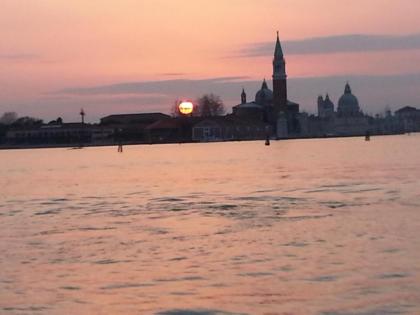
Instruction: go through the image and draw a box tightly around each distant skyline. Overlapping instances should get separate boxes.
[1,0,420,122]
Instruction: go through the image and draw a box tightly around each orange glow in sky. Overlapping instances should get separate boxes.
[1,0,420,120]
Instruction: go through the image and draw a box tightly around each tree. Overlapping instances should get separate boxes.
[0,112,18,125]
[196,94,225,117]
[48,117,63,125]
[170,99,183,117]
[11,116,43,127]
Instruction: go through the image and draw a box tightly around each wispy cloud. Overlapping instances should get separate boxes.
[44,93,170,105]
[0,53,40,61]
[160,72,188,77]
[56,76,250,96]
[6,73,420,122]
[238,34,420,57]
[51,73,420,116]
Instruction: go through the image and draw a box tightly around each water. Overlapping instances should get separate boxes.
[1,135,420,315]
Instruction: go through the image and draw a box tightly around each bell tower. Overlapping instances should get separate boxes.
[272,31,287,115]
[241,88,247,104]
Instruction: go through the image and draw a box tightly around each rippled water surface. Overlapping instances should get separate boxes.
[1,135,420,315]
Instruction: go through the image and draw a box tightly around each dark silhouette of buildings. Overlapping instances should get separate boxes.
[5,122,113,146]
[273,31,288,116]
[232,32,300,138]
[2,32,419,148]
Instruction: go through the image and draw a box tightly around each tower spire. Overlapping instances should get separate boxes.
[80,108,85,124]
[272,31,288,117]
[241,88,247,104]
[274,30,284,58]
[262,78,268,89]
[345,82,352,94]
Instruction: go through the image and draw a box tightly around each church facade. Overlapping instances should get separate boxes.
[232,32,300,138]
[316,83,370,136]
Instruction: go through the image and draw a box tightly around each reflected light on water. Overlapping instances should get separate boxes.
[0,135,420,314]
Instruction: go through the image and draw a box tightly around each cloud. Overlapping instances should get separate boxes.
[239,34,420,57]
[9,73,419,122]
[155,309,247,315]
[45,93,169,104]
[0,53,40,61]
[160,72,188,77]
[54,74,420,114]
[56,76,250,96]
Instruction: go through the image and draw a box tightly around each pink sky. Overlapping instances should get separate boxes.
[1,0,420,121]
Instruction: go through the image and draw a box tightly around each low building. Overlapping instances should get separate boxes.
[5,123,113,145]
[192,116,271,142]
[146,117,203,143]
[100,113,170,125]
[394,106,420,132]
[100,112,170,142]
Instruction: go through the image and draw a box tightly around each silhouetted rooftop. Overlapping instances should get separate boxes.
[100,113,170,125]
[395,106,418,114]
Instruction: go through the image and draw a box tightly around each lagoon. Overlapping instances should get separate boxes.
[1,135,420,315]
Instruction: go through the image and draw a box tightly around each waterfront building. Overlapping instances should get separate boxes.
[232,32,300,138]
[100,113,169,125]
[312,83,369,136]
[394,106,420,132]
[333,83,369,135]
[337,83,361,117]
[5,122,113,145]
[100,112,170,142]
[317,94,335,119]
[192,117,271,142]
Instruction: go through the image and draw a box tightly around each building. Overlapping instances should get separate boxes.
[232,32,300,138]
[310,83,370,136]
[394,106,420,132]
[5,122,113,145]
[100,113,169,125]
[145,117,204,143]
[192,117,271,142]
[100,112,170,142]
[317,94,335,119]
[337,83,362,117]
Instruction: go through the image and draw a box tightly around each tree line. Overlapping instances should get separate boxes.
[0,112,44,143]
[171,93,225,117]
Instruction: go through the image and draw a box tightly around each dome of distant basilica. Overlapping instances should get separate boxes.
[255,79,273,106]
[337,83,360,116]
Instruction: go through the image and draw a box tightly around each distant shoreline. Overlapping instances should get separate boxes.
[0,132,413,151]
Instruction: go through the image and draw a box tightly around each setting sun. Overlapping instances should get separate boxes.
[178,101,194,115]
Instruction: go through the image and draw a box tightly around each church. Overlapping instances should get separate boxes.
[232,32,300,138]
[194,32,374,141]
[317,83,370,136]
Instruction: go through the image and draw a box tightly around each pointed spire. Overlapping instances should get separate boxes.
[80,108,85,124]
[345,82,352,94]
[274,31,284,58]
[325,93,330,100]
[262,78,268,89]
[317,95,324,107]
[241,88,247,104]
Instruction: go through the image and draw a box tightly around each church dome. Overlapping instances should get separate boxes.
[255,79,273,106]
[338,83,360,116]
